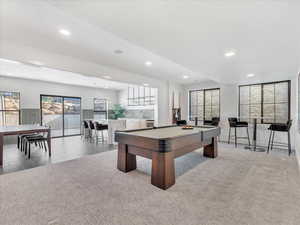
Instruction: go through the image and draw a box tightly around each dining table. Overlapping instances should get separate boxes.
[0,125,51,167]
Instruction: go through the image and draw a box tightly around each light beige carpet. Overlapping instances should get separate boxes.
[1,145,300,225]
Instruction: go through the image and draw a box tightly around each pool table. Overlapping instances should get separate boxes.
[115,125,221,190]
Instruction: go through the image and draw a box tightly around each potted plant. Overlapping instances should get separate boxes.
[111,104,126,119]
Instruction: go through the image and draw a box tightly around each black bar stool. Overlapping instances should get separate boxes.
[228,117,250,147]
[267,120,292,155]
[94,122,108,144]
[88,120,96,142]
[204,117,220,127]
[82,120,90,140]
[176,120,187,126]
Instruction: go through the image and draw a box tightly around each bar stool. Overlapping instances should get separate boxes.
[81,120,90,140]
[176,120,187,126]
[228,117,251,147]
[204,117,220,126]
[88,120,96,142]
[267,120,292,155]
[94,122,108,144]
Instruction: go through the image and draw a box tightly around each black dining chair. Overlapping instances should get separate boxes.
[24,133,48,159]
[228,117,250,147]
[176,120,187,126]
[18,134,35,151]
[267,120,292,155]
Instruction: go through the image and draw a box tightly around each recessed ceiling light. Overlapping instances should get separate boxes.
[183,75,189,79]
[247,73,255,77]
[145,61,152,67]
[59,29,71,36]
[143,83,149,86]
[224,50,236,58]
[114,49,123,54]
[103,75,111,79]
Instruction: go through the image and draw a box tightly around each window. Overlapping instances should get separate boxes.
[128,86,156,106]
[94,98,107,120]
[189,88,220,121]
[239,80,290,123]
[0,91,20,126]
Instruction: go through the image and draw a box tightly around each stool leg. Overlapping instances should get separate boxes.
[96,130,98,145]
[28,142,31,159]
[288,131,291,156]
[22,139,26,153]
[271,131,275,151]
[228,127,231,144]
[246,127,250,147]
[17,136,20,149]
[24,140,27,155]
[234,127,237,148]
[21,137,24,152]
[267,131,272,153]
[101,130,104,143]
[43,141,47,152]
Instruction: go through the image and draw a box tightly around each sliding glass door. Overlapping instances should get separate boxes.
[63,97,81,136]
[41,95,81,137]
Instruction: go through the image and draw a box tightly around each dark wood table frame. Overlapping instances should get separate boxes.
[115,126,220,190]
[0,125,51,167]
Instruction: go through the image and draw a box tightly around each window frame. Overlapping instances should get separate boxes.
[128,86,155,106]
[238,80,291,124]
[189,88,220,121]
[93,98,108,120]
[40,94,82,137]
[0,91,21,126]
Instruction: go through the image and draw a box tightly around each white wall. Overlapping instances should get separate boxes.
[0,76,180,127]
[0,76,118,109]
[182,80,297,150]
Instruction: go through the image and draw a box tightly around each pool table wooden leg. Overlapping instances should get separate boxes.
[151,151,175,190]
[117,144,137,172]
[203,137,218,158]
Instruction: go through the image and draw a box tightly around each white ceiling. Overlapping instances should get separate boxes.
[1,0,300,85]
[0,58,130,90]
